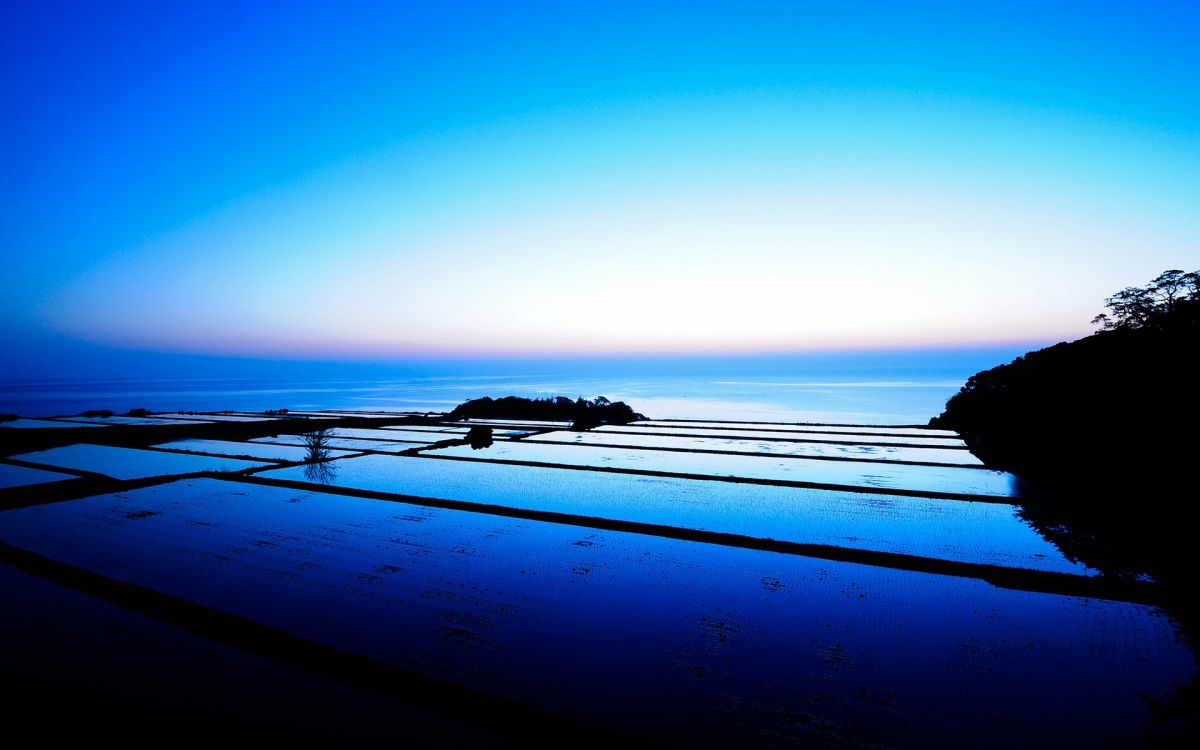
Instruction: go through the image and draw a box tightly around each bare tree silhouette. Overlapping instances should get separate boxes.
[301,427,333,462]
[300,427,337,484]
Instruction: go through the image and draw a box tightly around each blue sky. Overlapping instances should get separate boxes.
[2,1,1198,371]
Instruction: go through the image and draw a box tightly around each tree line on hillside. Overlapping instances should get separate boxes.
[932,268,1198,585]
[1090,268,1198,332]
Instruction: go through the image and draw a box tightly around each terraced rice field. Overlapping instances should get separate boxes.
[0,412,1192,746]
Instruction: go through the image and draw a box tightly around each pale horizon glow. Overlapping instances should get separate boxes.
[4,3,1198,368]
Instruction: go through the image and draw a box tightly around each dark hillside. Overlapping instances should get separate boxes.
[933,270,1198,583]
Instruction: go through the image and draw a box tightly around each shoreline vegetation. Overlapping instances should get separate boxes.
[449,395,645,431]
[931,269,1198,584]
[933,270,1199,738]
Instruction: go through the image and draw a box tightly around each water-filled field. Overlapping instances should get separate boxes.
[0,410,1191,745]
[260,453,1080,573]
[426,440,1017,497]
[9,444,270,480]
[531,429,981,465]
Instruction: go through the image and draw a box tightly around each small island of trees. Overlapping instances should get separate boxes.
[449,395,645,431]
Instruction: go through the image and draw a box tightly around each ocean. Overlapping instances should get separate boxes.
[0,348,1028,424]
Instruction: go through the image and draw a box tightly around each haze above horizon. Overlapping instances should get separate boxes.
[3,1,1198,373]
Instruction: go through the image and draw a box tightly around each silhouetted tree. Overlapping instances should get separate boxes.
[465,425,494,449]
[448,395,645,430]
[1092,268,1199,331]
[301,427,333,462]
[302,458,337,484]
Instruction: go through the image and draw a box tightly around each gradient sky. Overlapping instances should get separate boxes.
[2,1,1198,367]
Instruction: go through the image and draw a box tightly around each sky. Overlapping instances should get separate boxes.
[2,0,1198,376]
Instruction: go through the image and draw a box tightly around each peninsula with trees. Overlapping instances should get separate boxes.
[933,269,1198,585]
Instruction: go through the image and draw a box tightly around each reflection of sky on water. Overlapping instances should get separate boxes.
[636,420,960,436]
[10,444,267,480]
[0,478,1182,747]
[60,415,211,426]
[155,439,355,463]
[261,454,1075,573]
[0,462,75,489]
[302,459,338,485]
[596,423,965,446]
[253,436,432,453]
[533,430,981,466]
[0,419,107,429]
[428,441,1017,498]
[327,427,470,438]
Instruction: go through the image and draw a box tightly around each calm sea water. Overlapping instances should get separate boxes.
[0,349,1026,423]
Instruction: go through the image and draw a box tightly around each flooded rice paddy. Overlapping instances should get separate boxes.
[531,429,982,465]
[0,409,1192,746]
[9,444,270,480]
